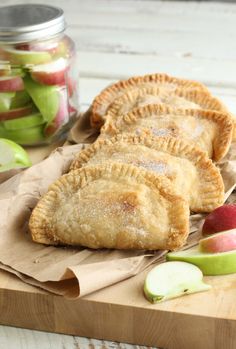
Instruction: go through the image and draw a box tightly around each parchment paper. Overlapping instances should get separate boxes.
[0,113,235,298]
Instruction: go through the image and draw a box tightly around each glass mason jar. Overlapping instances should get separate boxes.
[0,4,79,145]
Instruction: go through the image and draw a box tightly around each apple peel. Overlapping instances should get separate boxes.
[167,246,236,275]
[0,76,24,92]
[2,112,44,131]
[0,138,31,172]
[202,204,236,235]
[144,261,210,303]
[0,104,34,121]
[199,229,236,253]
[24,76,60,123]
[30,58,68,86]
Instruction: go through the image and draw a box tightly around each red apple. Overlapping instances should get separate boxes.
[0,104,33,121]
[30,58,68,86]
[0,76,24,92]
[44,89,69,136]
[199,229,236,253]
[202,204,236,235]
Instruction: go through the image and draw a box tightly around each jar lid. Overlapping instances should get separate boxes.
[0,4,66,43]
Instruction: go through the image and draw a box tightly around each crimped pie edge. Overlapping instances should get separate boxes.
[90,73,209,128]
[70,134,224,212]
[101,104,233,162]
[29,162,190,251]
[106,86,229,119]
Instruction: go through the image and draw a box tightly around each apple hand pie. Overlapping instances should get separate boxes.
[29,163,190,251]
[90,73,209,128]
[70,135,224,213]
[105,86,229,123]
[100,104,233,162]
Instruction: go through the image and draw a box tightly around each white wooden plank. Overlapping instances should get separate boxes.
[0,326,154,349]
[78,51,236,88]
[69,26,236,60]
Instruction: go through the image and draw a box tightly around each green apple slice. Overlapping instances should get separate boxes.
[2,112,44,130]
[0,92,15,112]
[144,261,210,303]
[0,124,45,145]
[0,138,31,172]
[3,48,52,65]
[10,90,31,109]
[24,76,59,123]
[167,246,236,275]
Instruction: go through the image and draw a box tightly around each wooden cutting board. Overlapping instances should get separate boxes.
[1,264,236,349]
[1,145,236,349]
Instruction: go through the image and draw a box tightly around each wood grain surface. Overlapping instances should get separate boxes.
[0,0,236,348]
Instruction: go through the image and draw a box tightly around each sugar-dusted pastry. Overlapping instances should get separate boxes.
[29,163,190,251]
[90,73,209,128]
[105,86,229,122]
[100,104,233,162]
[70,135,224,212]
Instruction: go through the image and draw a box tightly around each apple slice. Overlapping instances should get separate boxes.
[167,246,236,275]
[10,90,31,109]
[15,40,59,55]
[0,76,24,92]
[44,89,69,136]
[2,112,44,130]
[2,48,52,65]
[0,124,45,145]
[0,62,11,77]
[0,92,15,112]
[30,58,68,86]
[24,76,60,124]
[0,138,31,172]
[202,204,236,235]
[0,104,34,121]
[199,229,236,253]
[144,261,210,303]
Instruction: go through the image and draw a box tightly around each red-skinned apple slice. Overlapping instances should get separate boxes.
[30,58,68,86]
[202,204,236,235]
[44,89,69,136]
[0,76,24,92]
[0,104,33,121]
[199,229,236,253]
[15,40,59,55]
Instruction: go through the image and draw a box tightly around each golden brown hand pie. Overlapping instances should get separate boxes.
[105,86,229,122]
[90,73,209,128]
[29,163,190,251]
[70,135,224,213]
[100,104,233,162]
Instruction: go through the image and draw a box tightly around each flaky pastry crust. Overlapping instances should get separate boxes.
[70,134,224,212]
[100,104,233,162]
[106,86,229,120]
[90,73,210,128]
[29,163,190,251]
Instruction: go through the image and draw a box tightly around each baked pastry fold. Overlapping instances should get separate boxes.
[29,163,190,251]
[70,135,224,212]
[100,104,233,162]
[105,86,229,122]
[90,73,210,128]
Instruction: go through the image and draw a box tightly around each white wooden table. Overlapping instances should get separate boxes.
[0,0,236,348]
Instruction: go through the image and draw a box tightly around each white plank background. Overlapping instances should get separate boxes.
[0,0,236,348]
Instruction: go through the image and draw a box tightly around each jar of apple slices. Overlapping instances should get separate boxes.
[0,4,79,145]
